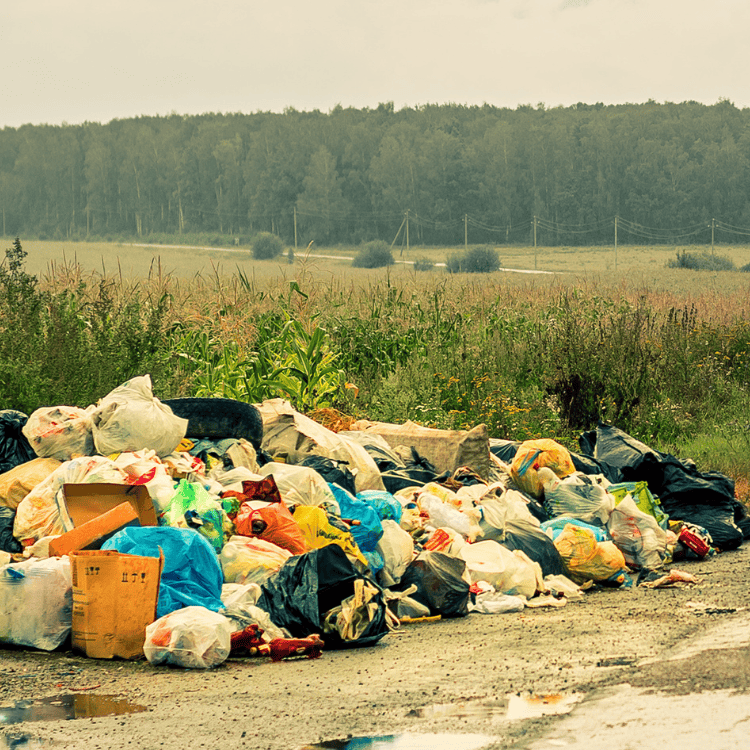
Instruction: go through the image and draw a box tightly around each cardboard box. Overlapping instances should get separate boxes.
[70,549,163,660]
[49,484,158,558]
[61,483,158,527]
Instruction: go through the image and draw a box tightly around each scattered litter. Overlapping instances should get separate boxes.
[639,569,700,588]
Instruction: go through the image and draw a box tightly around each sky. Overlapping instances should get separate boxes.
[1,0,747,128]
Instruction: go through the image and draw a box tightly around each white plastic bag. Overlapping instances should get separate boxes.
[540,467,615,525]
[607,495,667,570]
[376,519,415,587]
[91,375,188,458]
[144,606,233,669]
[459,540,539,599]
[219,535,292,585]
[13,456,128,544]
[418,493,482,541]
[258,462,338,509]
[22,406,95,461]
[0,557,72,650]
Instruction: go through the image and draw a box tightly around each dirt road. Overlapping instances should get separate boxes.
[1,543,748,750]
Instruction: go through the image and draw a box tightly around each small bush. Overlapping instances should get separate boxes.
[446,245,501,273]
[252,232,284,260]
[413,257,434,271]
[739,261,750,272]
[667,250,736,271]
[352,240,394,269]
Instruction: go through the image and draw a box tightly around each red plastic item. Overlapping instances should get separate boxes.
[678,526,711,558]
[267,635,324,661]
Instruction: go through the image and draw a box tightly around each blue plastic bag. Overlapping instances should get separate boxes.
[327,484,383,553]
[356,490,402,524]
[540,517,611,542]
[102,527,224,618]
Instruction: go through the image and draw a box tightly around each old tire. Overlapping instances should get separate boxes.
[162,397,263,449]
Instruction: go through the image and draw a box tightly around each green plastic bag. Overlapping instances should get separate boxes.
[607,481,669,530]
[162,479,228,553]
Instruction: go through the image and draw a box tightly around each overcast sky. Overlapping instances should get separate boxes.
[1,0,746,129]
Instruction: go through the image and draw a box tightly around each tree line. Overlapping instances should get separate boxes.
[1,99,749,247]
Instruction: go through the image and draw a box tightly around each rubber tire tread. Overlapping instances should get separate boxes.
[162,397,263,449]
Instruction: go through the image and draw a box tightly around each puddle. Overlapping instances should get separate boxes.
[299,733,494,749]
[2,734,46,749]
[415,693,583,722]
[0,695,147,725]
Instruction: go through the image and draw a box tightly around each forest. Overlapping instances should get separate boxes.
[1,99,749,247]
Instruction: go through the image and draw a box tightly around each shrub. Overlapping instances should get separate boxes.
[668,250,736,271]
[352,240,394,269]
[252,232,284,260]
[413,257,434,271]
[446,245,501,273]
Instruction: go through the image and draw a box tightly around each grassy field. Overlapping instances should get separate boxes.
[4,236,750,498]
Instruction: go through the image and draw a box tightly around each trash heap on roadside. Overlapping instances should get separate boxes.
[0,374,748,669]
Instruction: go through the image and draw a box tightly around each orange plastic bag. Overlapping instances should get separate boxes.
[510,439,575,498]
[235,499,308,556]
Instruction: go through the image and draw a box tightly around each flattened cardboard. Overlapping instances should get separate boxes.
[49,502,140,557]
[62,483,158,527]
[70,549,163,660]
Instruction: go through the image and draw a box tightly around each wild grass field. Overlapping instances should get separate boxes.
[3,236,750,499]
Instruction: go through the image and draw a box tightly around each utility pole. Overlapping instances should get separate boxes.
[405,210,409,256]
[614,215,618,270]
[533,215,537,270]
[711,218,715,254]
[294,207,298,250]
[464,214,468,249]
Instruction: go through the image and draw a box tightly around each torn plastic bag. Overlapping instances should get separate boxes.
[0,410,36,474]
[328,484,383,553]
[102,526,224,618]
[606,495,667,570]
[375,519,414,587]
[459,540,540,599]
[510,439,576,499]
[0,556,72,650]
[163,479,228,554]
[579,423,741,549]
[22,405,95,461]
[418,492,481,541]
[396,551,471,618]
[552,523,629,585]
[91,375,188,458]
[219,535,292,585]
[423,526,467,556]
[357,490,403,524]
[257,544,390,648]
[299,455,357,496]
[292,505,368,568]
[144,606,232,669]
[468,588,526,614]
[496,519,566,577]
[540,468,615,525]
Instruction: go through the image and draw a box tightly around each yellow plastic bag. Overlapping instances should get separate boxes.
[510,439,576,498]
[553,523,628,584]
[293,505,368,568]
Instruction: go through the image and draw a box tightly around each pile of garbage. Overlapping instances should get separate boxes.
[0,374,747,669]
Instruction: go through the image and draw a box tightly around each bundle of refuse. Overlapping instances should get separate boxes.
[0,376,747,669]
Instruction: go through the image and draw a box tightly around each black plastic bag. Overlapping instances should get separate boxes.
[0,410,36,475]
[300,455,357,496]
[489,439,521,464]
[579,422,742,550]
[0,507,21,553]
[396,551,470,618]
[257,544,390,649]
[494,519,566,577]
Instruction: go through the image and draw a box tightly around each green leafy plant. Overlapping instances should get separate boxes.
[352,240,394,269]
[446,245,501,273]
[252,232,284,260]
